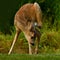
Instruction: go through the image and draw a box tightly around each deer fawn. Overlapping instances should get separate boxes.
[8,2,42,55]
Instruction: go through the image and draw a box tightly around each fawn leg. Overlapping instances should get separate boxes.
[35,30,41,54]
[28,43,33,54]
[8,30,20,55]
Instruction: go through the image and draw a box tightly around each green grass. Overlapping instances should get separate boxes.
[0,54,60,60]
[0,28,60,60]
[0,29,60,54]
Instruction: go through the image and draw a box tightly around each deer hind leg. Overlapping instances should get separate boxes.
[8,28,21,55]
[35,30,41,54]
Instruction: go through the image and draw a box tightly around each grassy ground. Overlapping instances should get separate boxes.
[0,29,60,60]
[0,53,60,60]
[0,30,60,54]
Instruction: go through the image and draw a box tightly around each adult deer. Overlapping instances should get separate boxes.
[8,2,42,55]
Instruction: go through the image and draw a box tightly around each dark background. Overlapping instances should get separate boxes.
[0,0,60,34]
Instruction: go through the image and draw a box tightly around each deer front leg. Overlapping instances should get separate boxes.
[35,30,41,54]
[28,43,33,54]
[35,39,39,54]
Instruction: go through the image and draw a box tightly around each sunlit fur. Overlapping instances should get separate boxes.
[8,2,42,55]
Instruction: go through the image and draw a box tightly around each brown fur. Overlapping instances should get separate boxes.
[8,2,42,54]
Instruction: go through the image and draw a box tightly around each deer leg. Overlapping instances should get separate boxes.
[8,30,20,55]
[35,39,39,54]
[35,30,41,54]
[28,43,33,54]
[24,31,33,55]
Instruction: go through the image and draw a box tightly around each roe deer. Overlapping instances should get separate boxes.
[8,2,42,55]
